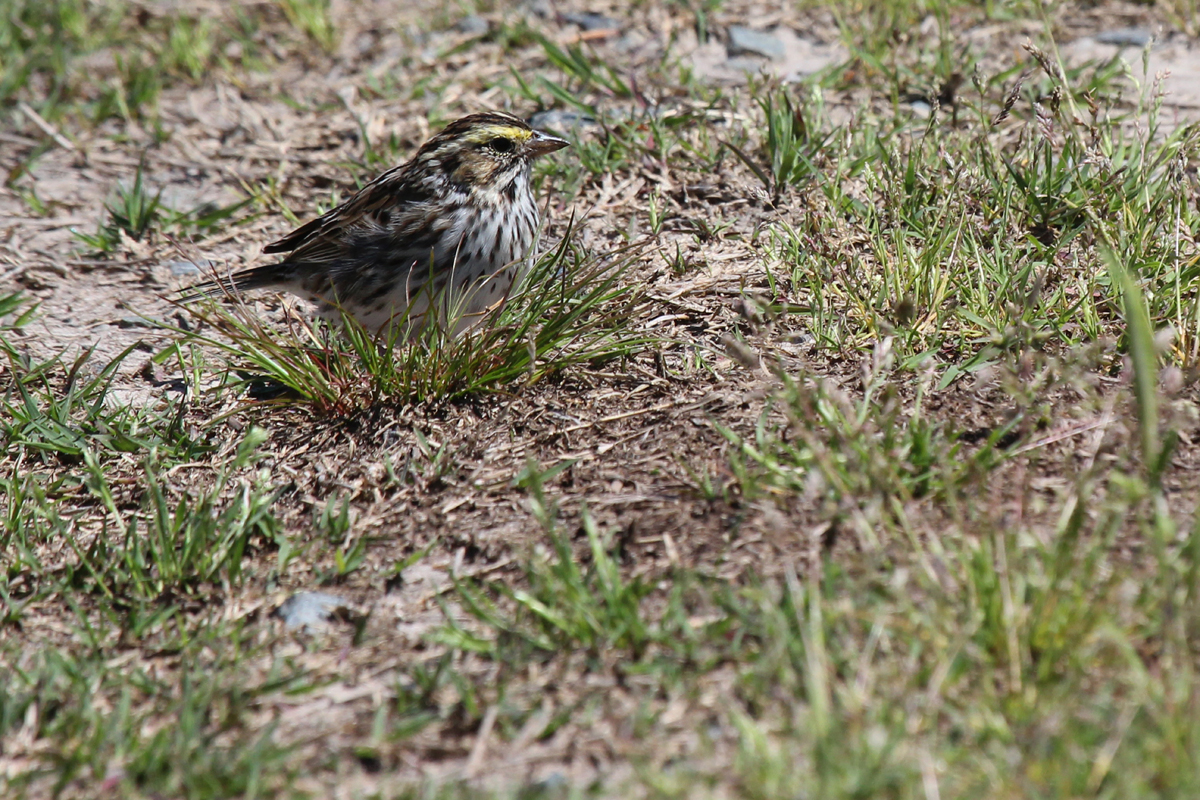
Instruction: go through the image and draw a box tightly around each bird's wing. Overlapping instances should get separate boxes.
[179,166,456,304]
[263,165,430,261]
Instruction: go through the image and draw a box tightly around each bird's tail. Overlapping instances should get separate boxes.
[176,262,297,304]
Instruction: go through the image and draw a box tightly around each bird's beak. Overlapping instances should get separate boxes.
[527,130,570,157]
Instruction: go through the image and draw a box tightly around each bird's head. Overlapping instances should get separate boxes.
[417,112,569,199]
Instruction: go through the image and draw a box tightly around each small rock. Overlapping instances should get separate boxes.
[167,258,209,277]
[276,592,353,632]
[535,772,568,791]
[561,11,619,32]
[521,0,552,19]
[456,15,489,36]
[1096,27,1154,48]
[908,99,933,118]
[724,56,769,75]
[528,110,598,135]
[727,26,786,60]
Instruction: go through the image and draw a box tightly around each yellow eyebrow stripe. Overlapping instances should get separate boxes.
[468,125,532,143]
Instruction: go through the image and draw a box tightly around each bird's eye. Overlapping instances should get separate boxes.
[489,137,515,153]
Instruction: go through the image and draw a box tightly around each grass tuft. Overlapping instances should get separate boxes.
[276,0,338,53]
[73,163,250,256]
[1103,244,1177,487]
[172,231,648,414]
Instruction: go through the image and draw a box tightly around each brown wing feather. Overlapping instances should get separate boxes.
[263,164,427,256]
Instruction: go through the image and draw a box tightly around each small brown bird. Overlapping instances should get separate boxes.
[184,112,568,335]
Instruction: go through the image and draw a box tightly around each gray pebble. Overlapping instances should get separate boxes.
[562,11,619,32]
[725,56,770,75]
[727,26,786,60]
[167,258,209,277]
[536,772,568,791]
[521,0,552,19]
[276,591,352,632]
[456,15,489,36]
[528,110,598,135]
[1096,28,1154,48]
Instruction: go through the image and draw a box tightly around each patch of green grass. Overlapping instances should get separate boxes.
[762,47,1200,366]
[671,0,724,44]
[712,466,1199,796]
[408,465,729,763]
[276,0,338,53]
[2,429,278,610]
[73,163,250,255]
[72,427,283,603]
[174,230,648,414]
[725,82,835,201]
[439,469,655,661]
[531,36,634,107]
[1,0,335,128]
[0,308,283,611]
[72,164,163,251]
[1,343,200,465]
[0,292,38,337]
[713,346,1009,519]
[94,51,165,124]
[1,622,302,799]
[422,388,1200,796]
[0,0,126,118]
[160,16,219,81]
